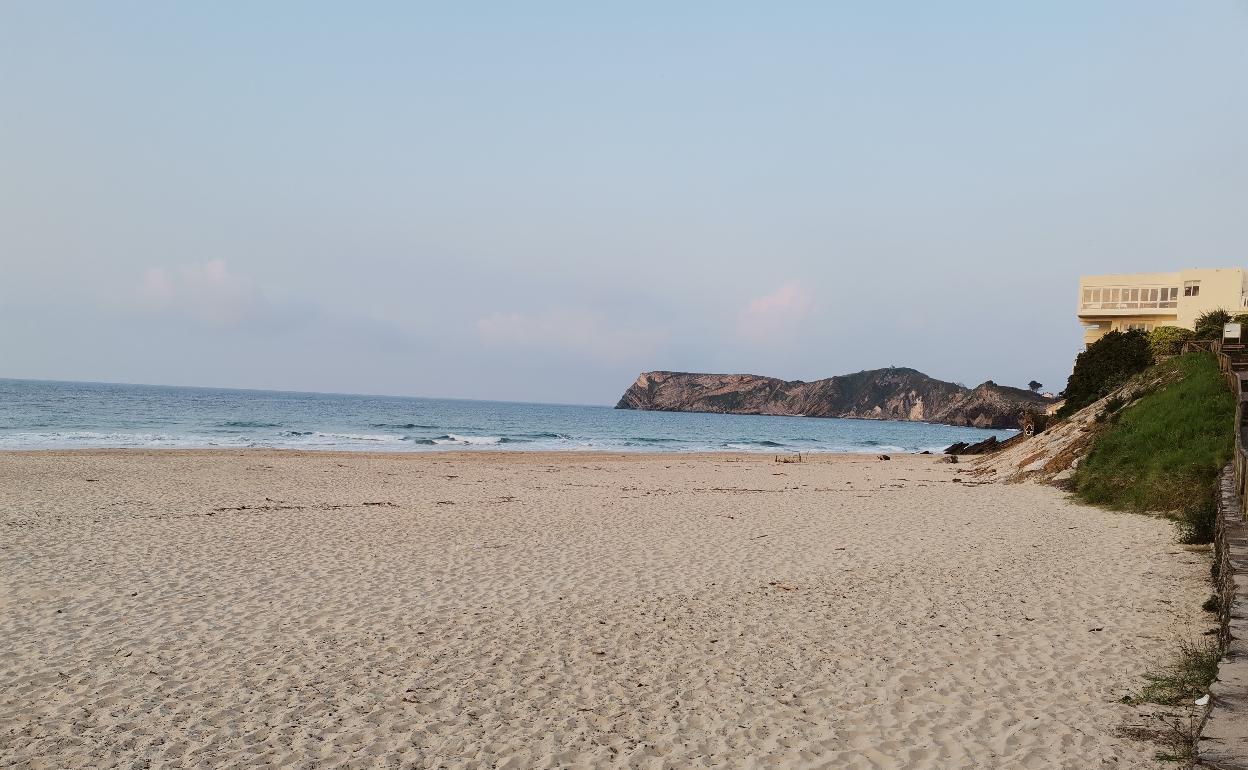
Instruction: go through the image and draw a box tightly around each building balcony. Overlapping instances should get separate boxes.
[1077,301,1179,316]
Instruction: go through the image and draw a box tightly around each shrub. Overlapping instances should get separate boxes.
[1177,497,1218,545]
[1057,330,1153,417]
[1148,326,1194,358]
[1194,309,1232,339]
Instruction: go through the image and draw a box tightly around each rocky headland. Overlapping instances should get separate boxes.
[614,367,1049,429]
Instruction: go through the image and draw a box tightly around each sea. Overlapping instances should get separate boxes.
[0,379,1015,454]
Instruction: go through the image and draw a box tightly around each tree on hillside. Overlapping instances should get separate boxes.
[1057,330,1153,418]
[1028,380,1043,392]
[1194,309,1232,339]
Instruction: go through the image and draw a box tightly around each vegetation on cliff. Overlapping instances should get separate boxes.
[1056,330,1153,418]
[1194,309,1233,340]
[1072,353,1234,542]
[1147,326,1195,358]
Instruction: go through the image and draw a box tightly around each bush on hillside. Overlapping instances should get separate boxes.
[1056,330,1153,417]
[1148,326,1195,358]
[1073,353,1233,542]
[1194,309,1232,340]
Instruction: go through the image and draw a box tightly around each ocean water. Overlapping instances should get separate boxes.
[0,379,1014,453]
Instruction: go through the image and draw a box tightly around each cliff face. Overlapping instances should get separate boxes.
[615,368,1049,429]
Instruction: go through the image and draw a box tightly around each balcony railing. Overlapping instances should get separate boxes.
[1080,300,1179,311]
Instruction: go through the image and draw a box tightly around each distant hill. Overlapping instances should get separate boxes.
[615,368,1049,429]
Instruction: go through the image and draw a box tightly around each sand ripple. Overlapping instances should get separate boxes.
[0,451,1211,768]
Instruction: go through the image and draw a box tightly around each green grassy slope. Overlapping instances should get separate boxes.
[1073,353,1234,539]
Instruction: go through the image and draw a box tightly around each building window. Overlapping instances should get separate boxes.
[1184,280,1200,297]
[1081,284,1181,310]
[1125,322,1153,332]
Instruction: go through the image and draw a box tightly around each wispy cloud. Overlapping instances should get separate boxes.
[131,260,421,351]
[739,281,814,342]
[476,309,666,364]
[139,259,270,327]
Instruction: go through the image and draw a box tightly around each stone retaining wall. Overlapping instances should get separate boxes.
[1196,465,1248,768]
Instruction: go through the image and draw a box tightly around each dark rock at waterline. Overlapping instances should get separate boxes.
[944,437,1000,455]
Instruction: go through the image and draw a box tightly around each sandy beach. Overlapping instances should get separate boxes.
[0,450,1211,769]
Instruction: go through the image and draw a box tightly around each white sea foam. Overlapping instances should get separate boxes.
[261,432,409,449]
[311,432,405,443]
[433,434,504,446]
[0,431,252,449]
[0,429,995,455]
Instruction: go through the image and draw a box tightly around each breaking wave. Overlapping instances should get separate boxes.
[215,420,283,429]
[431,434,506,446]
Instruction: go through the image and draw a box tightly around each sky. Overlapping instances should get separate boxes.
[2,2,1246,404]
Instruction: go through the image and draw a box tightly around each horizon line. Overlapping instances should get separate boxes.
[0,375,615,410]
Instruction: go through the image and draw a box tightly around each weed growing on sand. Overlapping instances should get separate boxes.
[1123,637,1220,762]
[1123,711,1203,763]
[1154,711,1201,763]
[1134,637,1220,707]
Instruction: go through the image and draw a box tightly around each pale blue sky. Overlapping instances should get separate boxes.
[2,2,1246,403]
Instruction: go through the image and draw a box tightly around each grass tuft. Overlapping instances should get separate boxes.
[1134,636,1221,706]
[1096,395,1127,423]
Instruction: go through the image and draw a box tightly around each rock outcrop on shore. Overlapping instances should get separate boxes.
[945,436,1005,455]
[615,368,1049,429]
